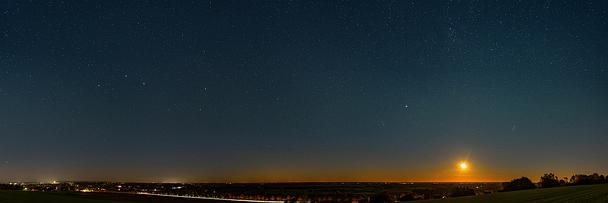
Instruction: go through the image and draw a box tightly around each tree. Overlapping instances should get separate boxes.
[502,177,536,191]
[590,173,603,184]
[540,173,560,188]
[571,174,592,185]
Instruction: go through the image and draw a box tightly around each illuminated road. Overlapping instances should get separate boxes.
[137,192,284,203]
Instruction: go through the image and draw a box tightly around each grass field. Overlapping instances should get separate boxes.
[1,184,607,203]
[415,184,608,203]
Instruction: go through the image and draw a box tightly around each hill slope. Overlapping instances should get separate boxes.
[413,184,608,203]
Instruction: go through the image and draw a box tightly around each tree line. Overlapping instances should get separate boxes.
[502,172,607,192]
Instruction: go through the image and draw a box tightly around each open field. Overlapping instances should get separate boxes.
[414,184,608,203]
[1,184,608,203]
[0,191,237,203]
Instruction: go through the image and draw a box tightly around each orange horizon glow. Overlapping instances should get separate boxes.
[22,156,555,183]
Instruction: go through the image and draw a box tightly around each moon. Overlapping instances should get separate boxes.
[459,161,469,171]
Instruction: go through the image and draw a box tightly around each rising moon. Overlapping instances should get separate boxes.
[459,162,469,171]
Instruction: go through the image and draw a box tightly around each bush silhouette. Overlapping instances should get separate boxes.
[502,177,536,191]
[540,173,560,188]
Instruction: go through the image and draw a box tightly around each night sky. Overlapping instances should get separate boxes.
[1,1,607,183]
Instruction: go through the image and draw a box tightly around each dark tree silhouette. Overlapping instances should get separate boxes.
[590,173,603,184]
[569,174,607,185]
[502,177,536,191]
[540,173,560,188]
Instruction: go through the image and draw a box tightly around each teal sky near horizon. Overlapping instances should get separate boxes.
[1,0,607,183]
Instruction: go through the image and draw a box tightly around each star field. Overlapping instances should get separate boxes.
[0,0,607,182]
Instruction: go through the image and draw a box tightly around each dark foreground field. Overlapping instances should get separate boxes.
[1,184,608,203]
[0,191,236,203]
[415,184,608,203]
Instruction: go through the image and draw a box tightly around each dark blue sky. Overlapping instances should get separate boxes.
[1,0,607,182]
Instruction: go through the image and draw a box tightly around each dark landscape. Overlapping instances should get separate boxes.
[1,184,608,203]
[2,173,608,202]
